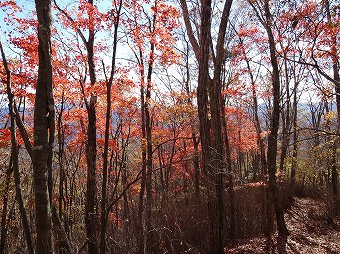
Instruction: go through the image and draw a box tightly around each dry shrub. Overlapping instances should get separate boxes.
[231,183,273,238]
[149,182,294,252]
[151,194,209,253]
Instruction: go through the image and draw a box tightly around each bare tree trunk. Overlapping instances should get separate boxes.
[183,39,200,196]
[134,5,158,252]
[49,4,100,250]
[195,1,216,250]
[290,81,298,190]
[33,0,54,252]
[145,43,155,254]
[248,0,289,236]
[279,54,291,174]
[138,72,147,253]
[325,0,339,215]
[85,85,98,254]
[221,97,235,240]
[84,1,98,253]
[51,206,71,254]
[180,0,233,252]
[0,161,13,254]
[238,34,267,178]
[13,147,34,254]
[99,2,122,252]
[192,135,200,195]
[57,93,65,221]
[262,0,289,236]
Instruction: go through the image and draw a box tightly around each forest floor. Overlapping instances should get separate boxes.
[225,198,340,253]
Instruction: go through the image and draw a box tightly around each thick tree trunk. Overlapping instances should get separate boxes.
[209,0,234,248]
[85,101,98,254]
[84,1,98,253]
[263,0,289,236]
[33,0,55,252]
[181,0,233,252]
[209,75,230,251]
[195,2,217,251]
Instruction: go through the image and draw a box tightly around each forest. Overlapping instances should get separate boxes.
[0,0,339,253]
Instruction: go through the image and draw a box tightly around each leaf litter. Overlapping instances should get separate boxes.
[225,198,340,253]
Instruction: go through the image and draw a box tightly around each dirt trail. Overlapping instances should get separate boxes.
[226,198,340,253]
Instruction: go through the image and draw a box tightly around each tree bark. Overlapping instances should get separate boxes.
[135,3,158,252]
[180,0,233,252]
[279,54,291,174]
[57,93,65,221]
[33,0,55,252]
[99,2,122,252]
[145,40,155,254]
[138,69,147,254]
[221,95,235,240]
[84,1,98,253]
[183,38,200,196]
[0,160,13,254]
[324,0,339,215]
[262,0,289,236]
[290,81,298,190]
